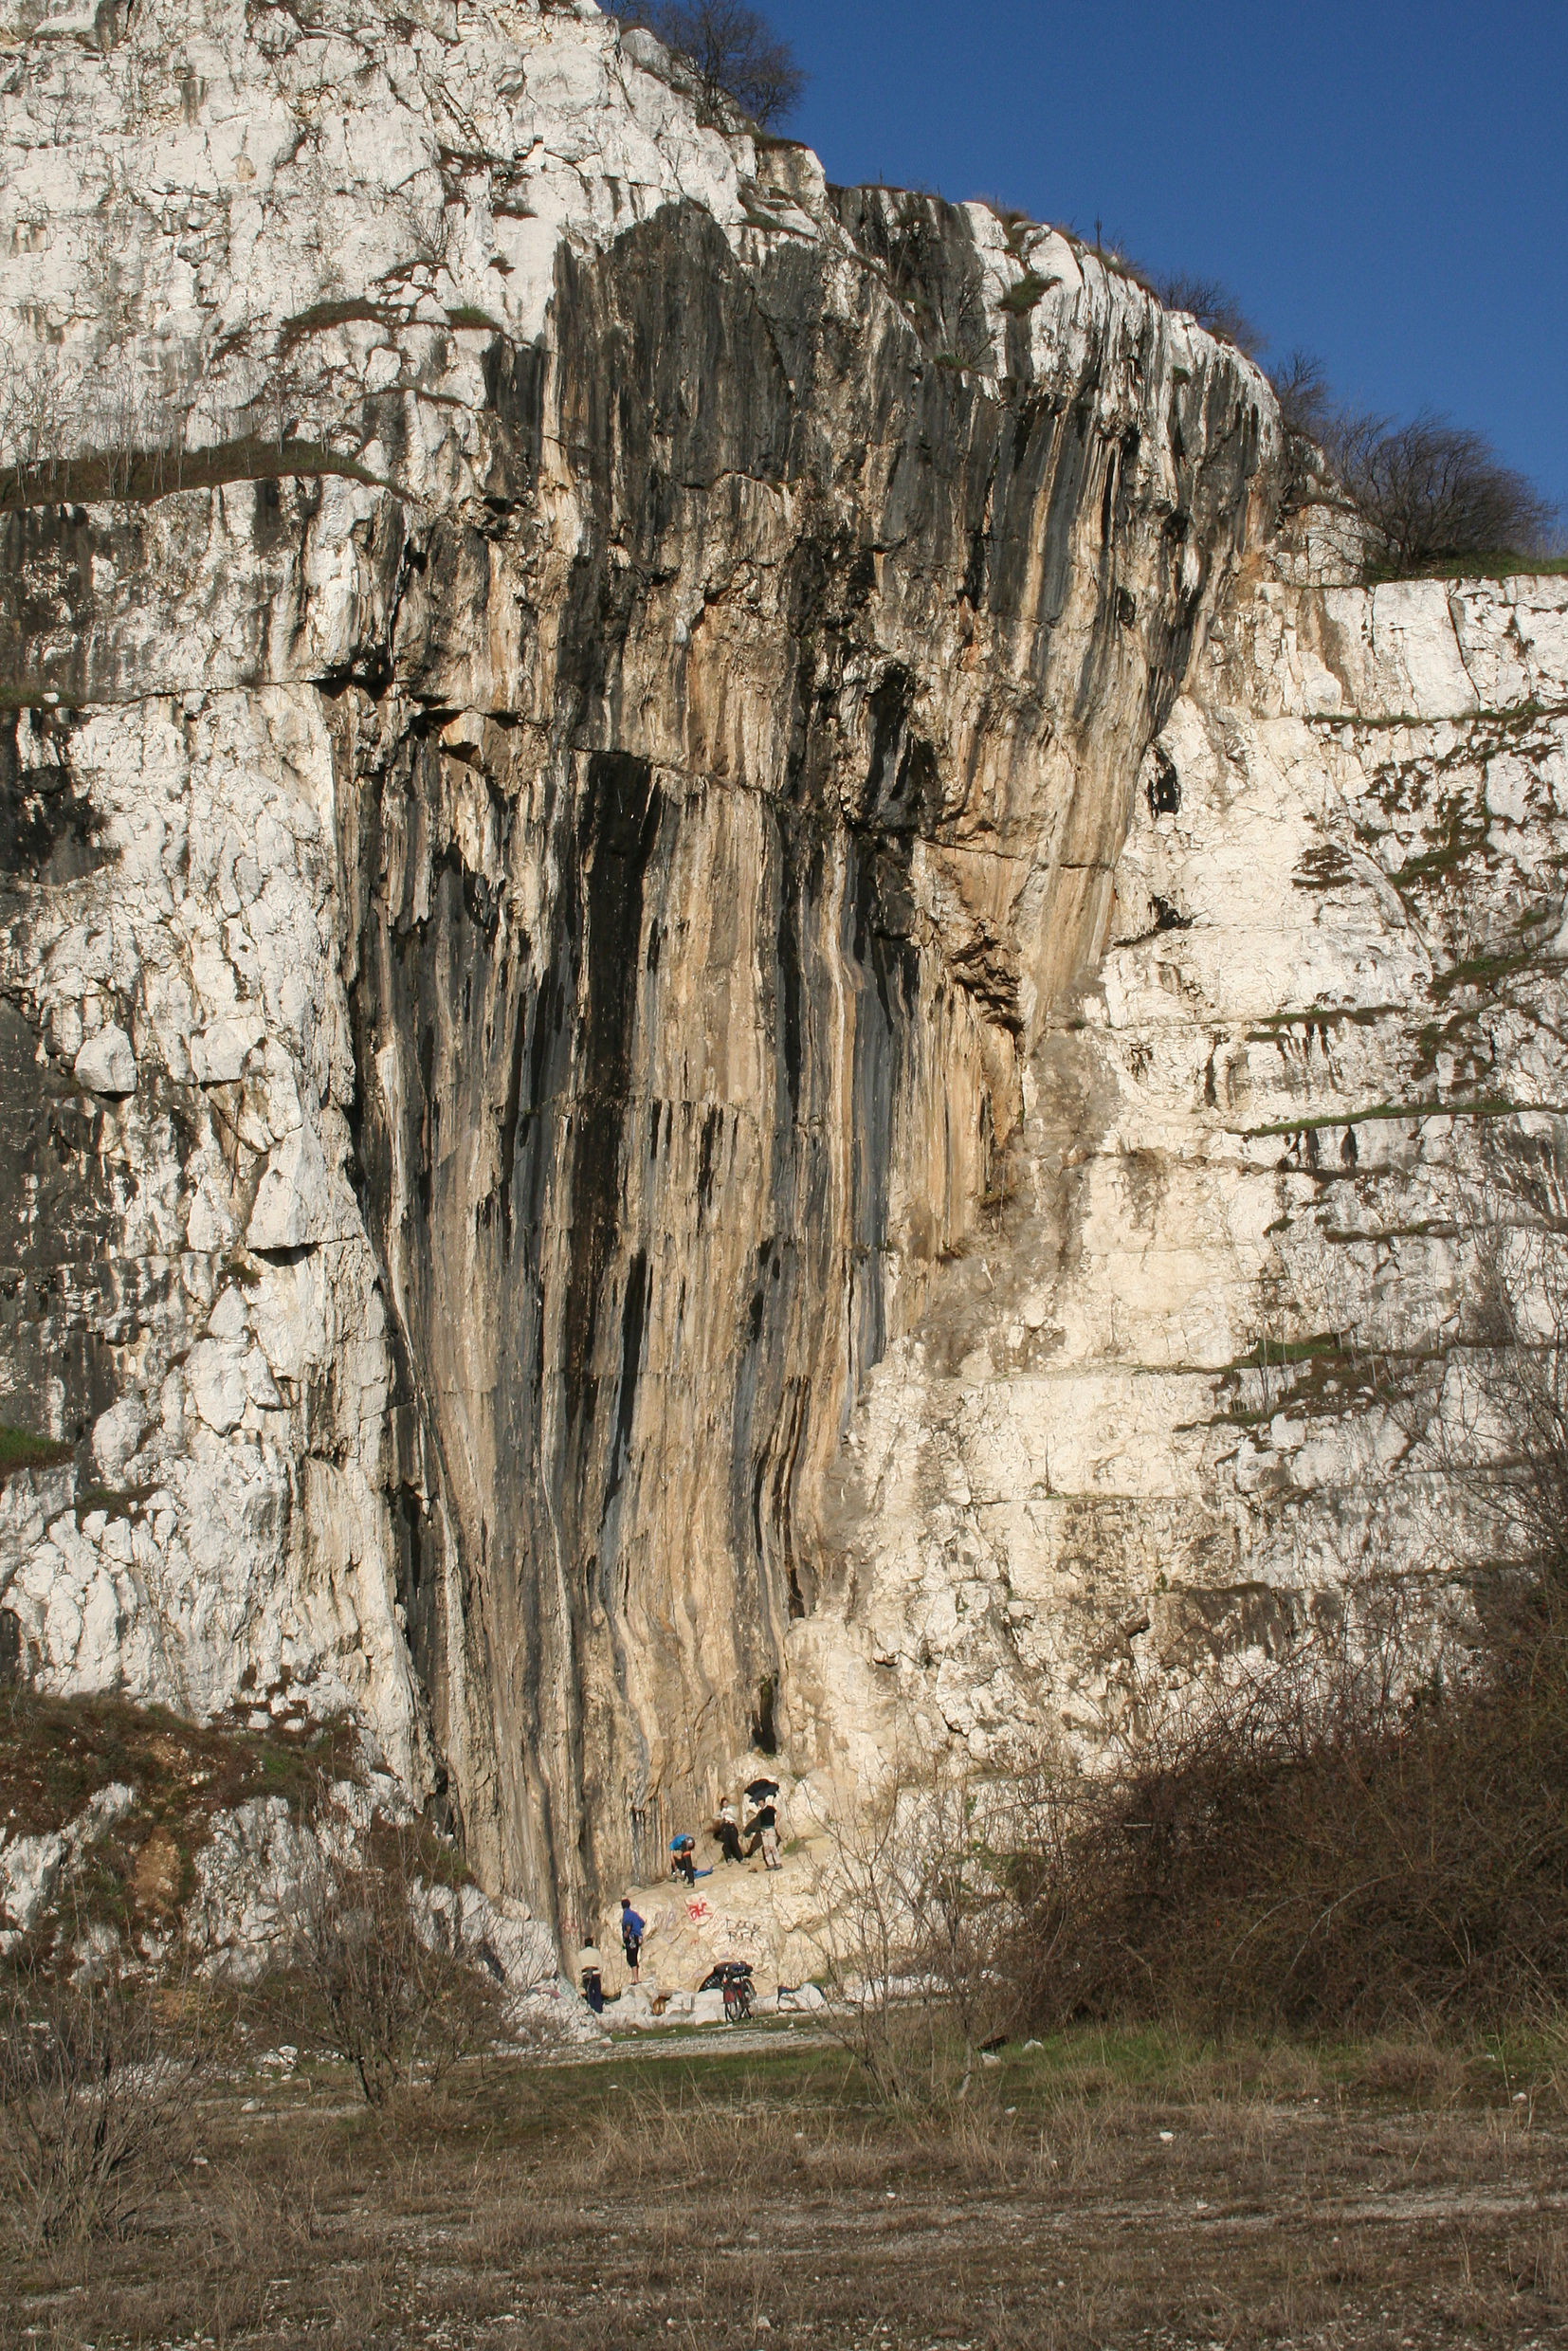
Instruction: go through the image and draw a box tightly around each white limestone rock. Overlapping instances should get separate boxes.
[73,1023,137,1096]
[187,1796,319,1981]
[0,1779,137,1950]
[191,1010,265,1085]
[415,1878,557,1991]
[0,1830,66,1944]
[246,1121,337,1252]
[797,559,1568,1777]
[91,1398,147,1484]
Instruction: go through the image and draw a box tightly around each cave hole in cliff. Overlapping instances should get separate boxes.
[1148,749,1181,817]
[751,1675,778,1756]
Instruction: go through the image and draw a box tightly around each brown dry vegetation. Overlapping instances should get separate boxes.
[3,2027,1566,2348]
[283,1811,503,2105]
[0,1690,360,1842]
[0,1689,360,1950]
[1010,1577,1568,2036]
[1011,1229,1568,2040]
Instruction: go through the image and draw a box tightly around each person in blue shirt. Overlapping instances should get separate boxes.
[620,1897,646,1982]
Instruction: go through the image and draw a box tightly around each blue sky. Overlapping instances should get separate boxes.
[778,1,1568,517]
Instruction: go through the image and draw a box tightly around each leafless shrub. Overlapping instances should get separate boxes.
[998,1151,1568,2035]
[1136,274,1560,575]
[0,325,357,513]
[620,3,806,128]
[1009,1562,1568,2034]
[1265,347,1560,574]
[808,1755,1020,2105]
[1330,409,1559,574]
[0,1964,197,2251]
[1265,349,1350,515]
[80,349,193,499]
[285,1805,501,2106]
[0,347,69,500]
[1152,271,1267,358]
[1268,347,1337,442]
[379,171,457,283]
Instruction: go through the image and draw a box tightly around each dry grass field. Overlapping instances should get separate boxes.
[5,2021,1567,2350]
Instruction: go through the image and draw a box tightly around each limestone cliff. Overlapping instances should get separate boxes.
[2,0,1555,1947]
[801,562,1568,1777]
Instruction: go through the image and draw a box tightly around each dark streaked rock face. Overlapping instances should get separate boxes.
[336,194,1277,1924]
[0,1,1281,1941]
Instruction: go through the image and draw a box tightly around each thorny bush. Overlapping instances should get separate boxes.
[809,1759,1024,2106]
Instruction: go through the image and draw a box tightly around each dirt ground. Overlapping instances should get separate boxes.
[5,2020,1567,2349]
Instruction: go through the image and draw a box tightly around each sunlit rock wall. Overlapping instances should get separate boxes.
[18,0,1495,1943]
[797,561,1568,1777]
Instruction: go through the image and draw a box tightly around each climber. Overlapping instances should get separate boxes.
[713,1800,744,1866]
[580,1938,604,2014]
[620,1896,645,1982]
[742,1799,781,1868]
[668,1833,710,1886]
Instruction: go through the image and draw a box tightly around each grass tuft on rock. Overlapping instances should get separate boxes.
[0,1425,73,1483]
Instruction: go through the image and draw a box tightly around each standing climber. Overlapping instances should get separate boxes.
[743,1798,780,1868]
[713,1800,744,1866]
[580,1937,604,2014]
[620,1896,646,1983]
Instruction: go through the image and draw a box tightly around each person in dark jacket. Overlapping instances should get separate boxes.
[741,1800,776,1859]
[620,1896,645,1982]
[713,1802,744,1865]
[580,1941,604,2014]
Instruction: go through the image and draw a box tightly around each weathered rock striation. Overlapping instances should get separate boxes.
[1,1,1559,1946]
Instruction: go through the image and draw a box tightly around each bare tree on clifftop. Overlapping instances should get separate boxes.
[1152,271,1266,358]
[621,2,807,127]
[1334,411,1559,574]
[1266,370,1560,574]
